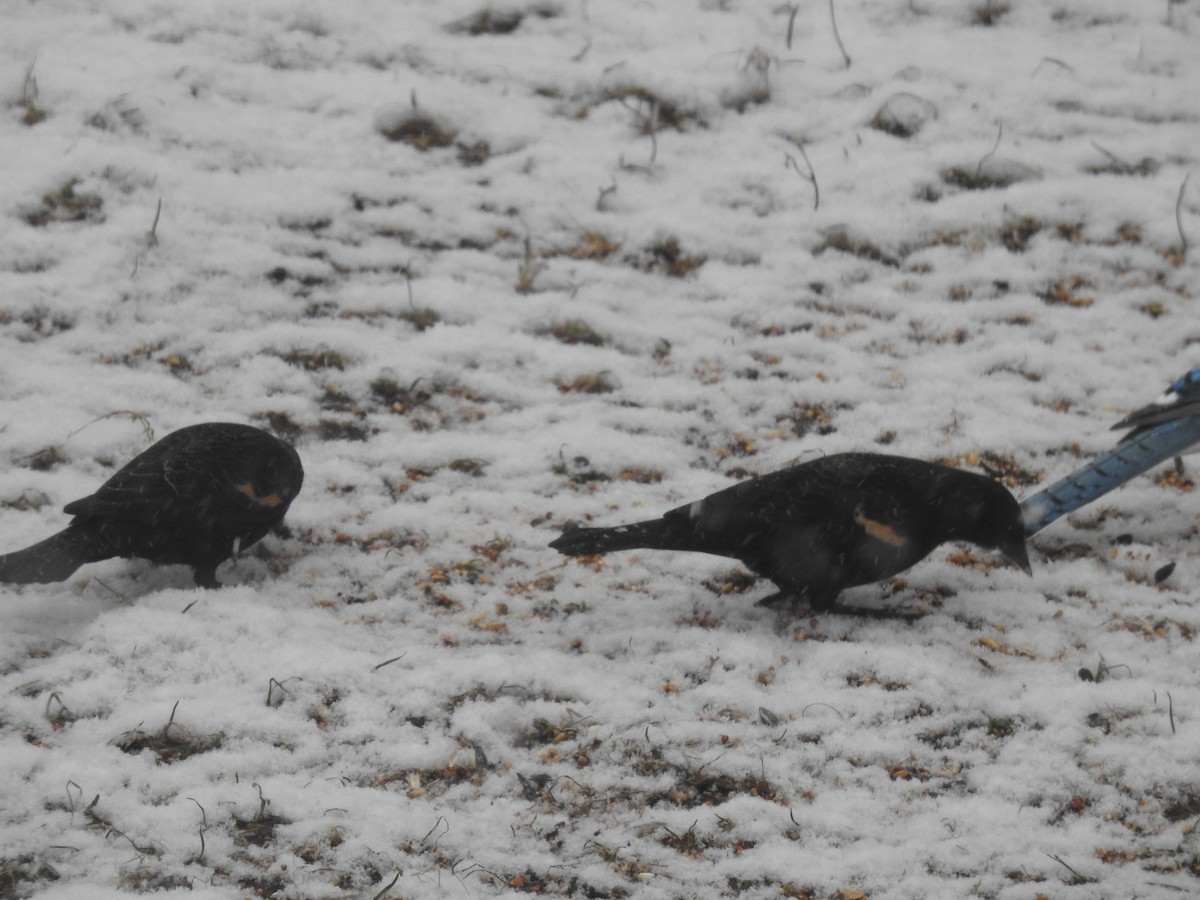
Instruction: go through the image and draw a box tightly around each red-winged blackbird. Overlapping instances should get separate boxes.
[0,423,303,589]
[550,452,1030,616]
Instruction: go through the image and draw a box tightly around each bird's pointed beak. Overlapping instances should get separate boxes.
[1002,538,1032,576]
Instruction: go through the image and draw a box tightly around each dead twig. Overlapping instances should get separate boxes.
[21,59,38,106]
[266,677,289,706]
[975,122,1003,180]
[1047,852,1092,885]
[515,235,546,294]
[84,794,161,857]
[186,798,208,864]
[1033,56,1075,75]
[617,97,658,164]
[372,870,402,900]
[67,410,155,443]
[1175,172,1191,262]
[828,0,851,67]
[145,197,161,247]
[596,178,617,212]
[801,701,844,719]
[786,144,820,210]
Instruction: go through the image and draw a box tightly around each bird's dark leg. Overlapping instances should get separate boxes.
[755,588,839,615]
[192,565,220,589]
[755,589,923,619]
[826,602,925,620]
[755,591,790,609]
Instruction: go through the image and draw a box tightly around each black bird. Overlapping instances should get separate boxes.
[0,423,303,588]
[549,452,1030,616]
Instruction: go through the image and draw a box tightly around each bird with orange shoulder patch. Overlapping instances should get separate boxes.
[550,452,1030,617]
[0,422,303,589]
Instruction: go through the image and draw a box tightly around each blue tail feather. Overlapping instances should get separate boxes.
[1021,415,1200,536]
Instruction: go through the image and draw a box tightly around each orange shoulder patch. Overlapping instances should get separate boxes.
[853,504,908,547]
[236,482,284,508]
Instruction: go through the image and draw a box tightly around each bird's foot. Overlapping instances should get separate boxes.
[826,602,925,620]
[192,566,221,590]
[755,590,923,620]
[755,591,790,610]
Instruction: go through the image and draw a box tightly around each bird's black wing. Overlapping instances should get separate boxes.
[1111,363,1200,439]
[660,464,831,537]
[667,455,919,536]
[661,456,927,573]
[62,431,223,527]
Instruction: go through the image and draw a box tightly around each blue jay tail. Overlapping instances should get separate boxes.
[1020,416,1200,536]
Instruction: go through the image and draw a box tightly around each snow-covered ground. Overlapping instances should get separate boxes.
[1,1,1198,897]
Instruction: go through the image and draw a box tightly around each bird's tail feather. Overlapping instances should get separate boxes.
[0,528,105,584]
[1021,416,1200,536]
[550,519,679,556]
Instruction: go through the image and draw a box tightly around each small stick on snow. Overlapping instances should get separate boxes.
[1175,171,1191,262]
[596,178,617,211]
[786,145,820,211]
[647,99,658,164]
[974,122,1003,180]
[1047,853,1092,885]
[1033,56,1075,75]
[828,0,851,68]
[145,197,162,247]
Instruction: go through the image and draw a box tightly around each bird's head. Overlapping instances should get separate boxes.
[232,441,304,514]
[945,476,1032,575]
